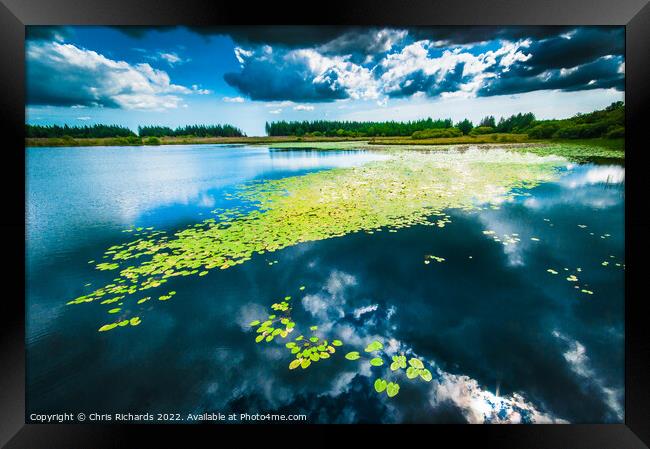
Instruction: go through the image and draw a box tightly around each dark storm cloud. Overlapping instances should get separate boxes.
[109,26,179,38]
[223,52,350,102]
[409,26,577,45]
[508,27,623,77]
[478,55,624,97]
[191,26,357,47]
[475,27,625,97]
[26,26,73,42]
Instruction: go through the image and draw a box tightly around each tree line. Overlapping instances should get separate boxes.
[25,102,623,141]
[138,124,245,138]
[265,118,454,137]
[26,123,245,139]
[265,102,624,140]
[25,124,136,138]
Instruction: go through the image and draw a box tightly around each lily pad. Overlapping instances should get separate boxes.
[345,351,361,361]
[365,341,384,352]
[409,358,424,369]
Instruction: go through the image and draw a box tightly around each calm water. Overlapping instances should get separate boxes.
[26,144,624,424]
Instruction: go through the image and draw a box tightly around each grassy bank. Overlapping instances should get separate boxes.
[25,135,369,147]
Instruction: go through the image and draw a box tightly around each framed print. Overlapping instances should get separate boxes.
[1,0,649,447]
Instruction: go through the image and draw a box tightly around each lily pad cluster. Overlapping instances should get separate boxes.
[246,287,345,370]
[286,337,343,370]
[345,340,433,398]
[482,230,521,246]
[68,150,564,329]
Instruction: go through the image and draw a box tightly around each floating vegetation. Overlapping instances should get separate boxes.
[424,255,446,264]
[390,355,407,371]
[547,269,559,275]
[483,230,521,246]
[68,150,564,328]
[374,379,400,397]
[345,352,361,361]
[244,286,437,400]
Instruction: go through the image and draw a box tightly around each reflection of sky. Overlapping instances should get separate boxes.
[26,145,385,263]
[26,152,624,424]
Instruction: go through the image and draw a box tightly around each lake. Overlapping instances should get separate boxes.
[26,144,624,424]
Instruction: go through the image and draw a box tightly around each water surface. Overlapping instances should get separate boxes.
[26,144,624,423]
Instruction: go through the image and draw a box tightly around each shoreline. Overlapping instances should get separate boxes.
[25,136,624,163]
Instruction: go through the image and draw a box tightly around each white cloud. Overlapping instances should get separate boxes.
[158,51,184,66]
[293,104,314,111]
[268,109,282,114]
[353,304,378,319]
[223,96,245,103]
[191,85,212,95]
[552,330,623,421]
[286,48,380,101]
[27,41,193,110]
[76,116,91,120]
[431,370,566,423]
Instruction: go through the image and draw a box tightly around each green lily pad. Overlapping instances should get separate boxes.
[345,351,361,361]
[370,357,384,367]
[406,366,419,379]
[409,358,424,369]
[374,378,387,393]
[386,382,400,398]
[365,340,383,352]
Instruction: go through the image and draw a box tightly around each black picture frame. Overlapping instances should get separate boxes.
[2,0,649,447]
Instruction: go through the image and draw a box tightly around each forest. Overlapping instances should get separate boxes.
[25,123,245,139]
[265,102,624,140]
[25,102,623,142]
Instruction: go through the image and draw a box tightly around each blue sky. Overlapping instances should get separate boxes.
[26,26,624,136]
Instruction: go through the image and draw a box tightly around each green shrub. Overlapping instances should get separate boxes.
[144,136,161,145]
[411,127,462,139]
[528,123,561,139]
[605,126,625,139]
[469,126,495,135]
[553,123,608,139]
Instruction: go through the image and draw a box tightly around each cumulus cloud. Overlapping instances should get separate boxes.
[222,26,623,103]
[430,370,567,423]
[293,105,314,111]
[28,26,625,108]
[224,46,378,102]
[26,41,195,110]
